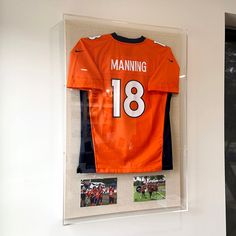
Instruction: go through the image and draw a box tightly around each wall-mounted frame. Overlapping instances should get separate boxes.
[62,14,188,224]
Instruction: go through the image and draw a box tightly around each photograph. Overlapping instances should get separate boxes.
[80,178,117,207]
[133,175,166,202]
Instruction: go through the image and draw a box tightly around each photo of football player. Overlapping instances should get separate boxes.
[80,178,117,207]
[133,175,166,202]
[108,186,115,204]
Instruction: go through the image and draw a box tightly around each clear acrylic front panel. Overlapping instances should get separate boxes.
[63,14,187,224]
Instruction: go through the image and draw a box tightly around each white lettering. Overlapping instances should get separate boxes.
[111,59,119,70]
[124,60,130,71]
[142,62,147,72]
[129,60,135,71]
[118,60,124,70]
[111,59,147,72]
[135,61,141,72]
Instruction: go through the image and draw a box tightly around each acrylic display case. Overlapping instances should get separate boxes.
[60,14,187,224]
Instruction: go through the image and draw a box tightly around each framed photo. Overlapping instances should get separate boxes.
[81,178,117,207]
[133,175,166,202]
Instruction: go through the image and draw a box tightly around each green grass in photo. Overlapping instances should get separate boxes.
[133,185,166,202]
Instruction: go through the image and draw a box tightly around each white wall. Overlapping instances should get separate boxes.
[0,0,233,235]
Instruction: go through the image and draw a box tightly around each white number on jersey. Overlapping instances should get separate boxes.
[112,79,145,118]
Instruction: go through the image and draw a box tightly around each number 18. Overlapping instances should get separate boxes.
[111,79,145,118]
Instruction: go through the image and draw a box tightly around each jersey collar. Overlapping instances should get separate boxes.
[111,32,146,43]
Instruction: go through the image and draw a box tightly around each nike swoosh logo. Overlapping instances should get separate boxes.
[75,49,83,53]
[168,59,174,63]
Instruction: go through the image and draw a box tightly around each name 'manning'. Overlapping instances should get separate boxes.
[111,59,147,72]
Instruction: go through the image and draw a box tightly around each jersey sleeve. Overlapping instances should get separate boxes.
[148,47,179,93]
[67,39,104,90]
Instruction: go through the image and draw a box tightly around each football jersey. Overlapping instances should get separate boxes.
[67,32,179,173]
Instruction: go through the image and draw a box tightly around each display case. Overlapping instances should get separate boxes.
[61,14,187,224]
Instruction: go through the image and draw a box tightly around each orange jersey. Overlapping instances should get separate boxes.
[67,33,179,173]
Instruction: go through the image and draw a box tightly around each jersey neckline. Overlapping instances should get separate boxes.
[110,32,146,44]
